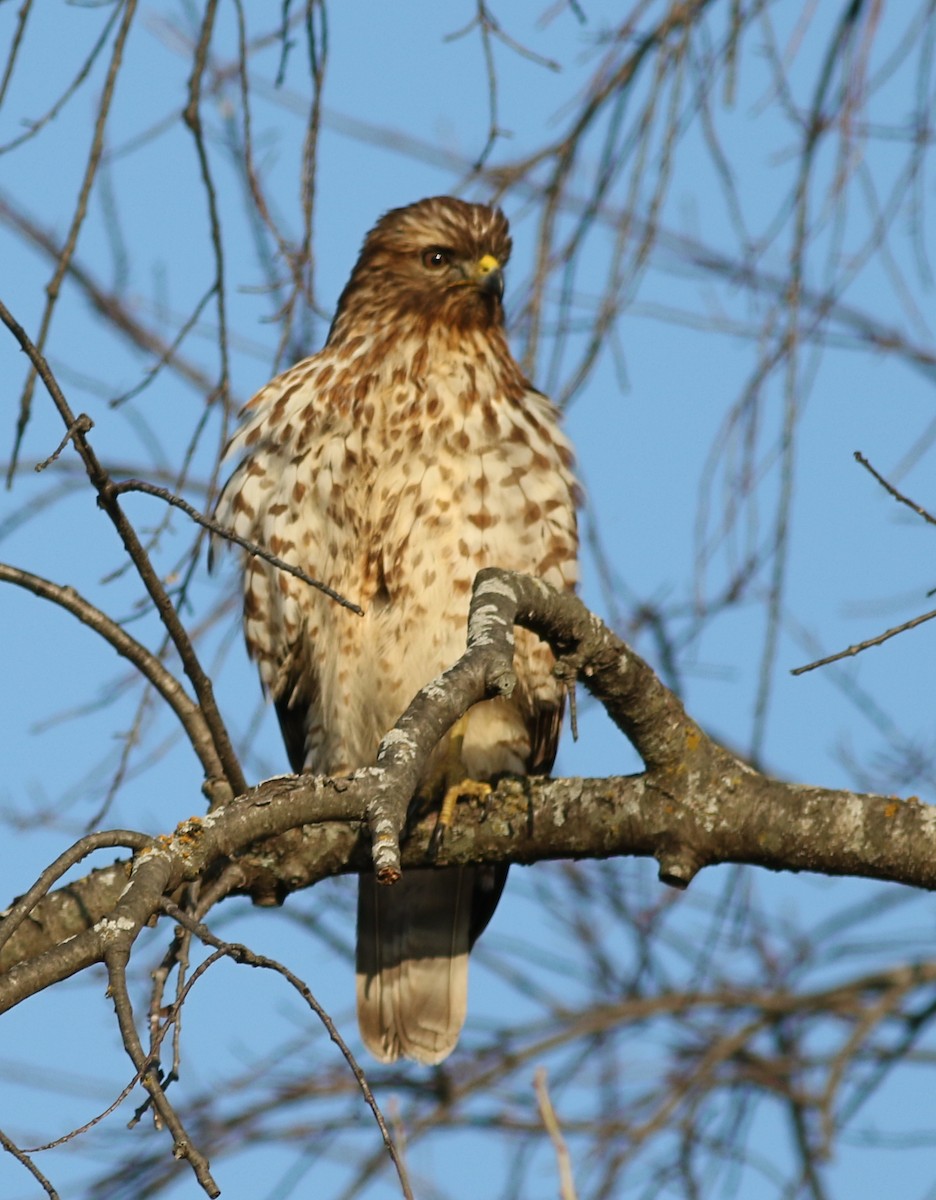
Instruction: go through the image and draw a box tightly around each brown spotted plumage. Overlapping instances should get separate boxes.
[216,196,578,1063]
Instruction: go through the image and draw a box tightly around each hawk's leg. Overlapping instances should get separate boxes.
[427,714,492,858]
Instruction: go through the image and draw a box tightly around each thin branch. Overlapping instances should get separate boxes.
[105,940,219,1196]
[0,297,247,798]
[0,1125,59,1199]
[109,284,218,408]
[0,829,152,953]
[789,445,936,674]
[854,449,936,526]
[112,476,363,613]
[183,0,232,432]
[160,901,414,1200]
[0,189,218,396]
[534,1067,579,1200]
[23,1067,151,1153]
[791,606,936,675]
[7,0,138,482]
[0,561,226,782]
[0,3,118,155]
[33,413,94,472]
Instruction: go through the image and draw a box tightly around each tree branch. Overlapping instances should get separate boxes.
[3,573,935,1013]
[0,297,246,800]
[0,562,226,785]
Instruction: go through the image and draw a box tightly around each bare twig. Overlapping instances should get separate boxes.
[792,606,936,675]
[0,297,247,798]
[112,476,363,613]
[854,450,936,526]
[0,1125,59,1199]
[106,941,219,1196]
[109,284,218,407]
[0,562,226,783]
[0,828,151,953]
[23,1068,150,1152]
[534,1067,578,1200]
[7,0,138,482]
[0,189,218,396]
[791,449,936,675]
[183,0,232,435]
[0,3,118,155]
[33,413,94,472]
[160,901,415,1200]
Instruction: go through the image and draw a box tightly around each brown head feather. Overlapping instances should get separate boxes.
[328,196,513,342]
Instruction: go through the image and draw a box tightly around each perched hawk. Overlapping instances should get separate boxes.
[216,196,578,1063]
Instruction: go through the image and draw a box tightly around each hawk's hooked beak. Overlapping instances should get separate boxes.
[466,253,504,300]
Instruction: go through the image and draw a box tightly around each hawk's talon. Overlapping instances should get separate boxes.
[427,778,493,861]
[554,656,580,741]
[427,817,446,861]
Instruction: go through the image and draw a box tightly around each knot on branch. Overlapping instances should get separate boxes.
[656,844,705,890]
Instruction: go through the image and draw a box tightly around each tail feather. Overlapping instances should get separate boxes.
[356,868,475,1064]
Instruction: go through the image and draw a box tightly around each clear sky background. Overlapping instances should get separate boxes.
[1,3,936,1198]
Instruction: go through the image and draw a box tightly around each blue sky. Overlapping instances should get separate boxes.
[2,3,936,1197]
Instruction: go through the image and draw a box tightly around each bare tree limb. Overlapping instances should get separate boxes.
[535,1067,578,1200]
[0,296,246,800]
[4,573,935,1016]
[0,1125,59,1200]
[792,451,936,674]
[0,562,226,784]
[8,0,139,480]
[161,901,414,1200]
[0,188,218,396]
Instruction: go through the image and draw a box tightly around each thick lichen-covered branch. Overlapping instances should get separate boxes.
[3,572,935,1016]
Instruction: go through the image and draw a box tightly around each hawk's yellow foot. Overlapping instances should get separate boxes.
[429,777,493,857]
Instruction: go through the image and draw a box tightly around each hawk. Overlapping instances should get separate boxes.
[216,196,578,1063]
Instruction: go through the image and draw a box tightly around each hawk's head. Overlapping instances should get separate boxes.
[329,196,513,340]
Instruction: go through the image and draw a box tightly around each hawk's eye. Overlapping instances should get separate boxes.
[422,247,451,270]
